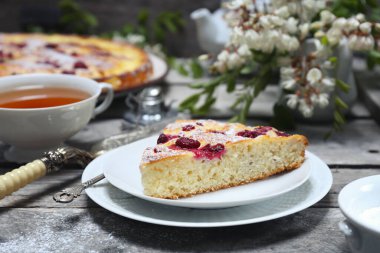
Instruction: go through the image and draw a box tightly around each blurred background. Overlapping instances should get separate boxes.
[0,0,221,57]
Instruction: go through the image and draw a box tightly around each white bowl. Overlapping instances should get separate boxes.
[338,175,380,253]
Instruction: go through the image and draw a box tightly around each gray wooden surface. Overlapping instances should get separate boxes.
[1,69,380,253]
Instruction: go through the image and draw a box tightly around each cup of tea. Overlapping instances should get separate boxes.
[0,73,114,162]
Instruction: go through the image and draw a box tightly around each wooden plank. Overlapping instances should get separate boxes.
[1,168,379,209]
[0,207,350,253]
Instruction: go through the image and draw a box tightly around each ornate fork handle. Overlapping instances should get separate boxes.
[53,173,105,203]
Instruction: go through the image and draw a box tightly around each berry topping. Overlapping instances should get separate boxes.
[193,143,226,160]
[175,137,201,149]
[236,130,261,138]
[182,125,195,131]
[61,70,75,75]
[208,130,225,134]
[237,126,273,139]
[196,122,203,126]
[45,43,58,49]
[157,133,178,144]
[203,143,225,153]
[73,61,88,69]
[275,130,290,137]
[157,133,169,144]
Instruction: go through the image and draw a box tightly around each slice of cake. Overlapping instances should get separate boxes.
[140,120,308,199]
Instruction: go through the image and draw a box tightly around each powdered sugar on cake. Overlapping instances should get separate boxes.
[142,120,292,163]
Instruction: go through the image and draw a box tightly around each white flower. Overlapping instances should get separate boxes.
[217,50,229,62]
[299,23,310,40]
[332,18,347,29]
[299,99,314,117]
[259,16,272,29]
[348,35,359,49]
[310,21,323,30]
[307,68,322,85]
[244,30,260,49]
[198,54,210,61]
[286,94,299,109]
[225,0,252,10]
[213,61,227,73]
[362,36,375,50]
[321,78,335,90]
[356,13,366,22]
[281,79,297,90]
[320,10,336,24]
[269,15,285,27]
[285,17,299,34]
[349,35,374,51]
[280,67,295,80]
[126,34,145,44]
[274,6,290,18]
[227,52,243,69]
[326,28,342,46]
[359,22,372,34]
[288,37,300,51]
[314,30,326,38]
[314,39,330,58]
[346,18,360,31]
[237,44,252,57]
[375,23,380,32]
[317,93,329,108]
[231,27,245,46]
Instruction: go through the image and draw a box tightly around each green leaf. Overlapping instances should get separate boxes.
[334,111,346,125]
[320,36,329,46]
[335,97,348,110]
[336,79,350,93]
[196,97,216,115]
[329,57,337,64]
[177,64,189,76]
[367,50,380,70]
[190,59,203,79]
[226,74,236,93]
[179,93,200,110]
[189,82,208,89]
[137,9,149,25]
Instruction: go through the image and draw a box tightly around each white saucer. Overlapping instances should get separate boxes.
[97,135,311,209]
[83,151,332,227]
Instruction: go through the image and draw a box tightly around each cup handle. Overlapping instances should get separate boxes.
[339,220,362,251]
[94,82,114,117]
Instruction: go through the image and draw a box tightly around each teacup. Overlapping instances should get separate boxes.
[338,175,380,253]
[0,73,114,162]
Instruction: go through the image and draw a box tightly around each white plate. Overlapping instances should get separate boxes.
[83,151,332,227]
[98,135,311,208]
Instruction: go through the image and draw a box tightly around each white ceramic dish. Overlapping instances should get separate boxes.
[338,175,380,253]
[98,135,312,209]
[83,150,332,227]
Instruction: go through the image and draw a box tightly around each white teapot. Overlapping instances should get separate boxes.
[190,8,230,55]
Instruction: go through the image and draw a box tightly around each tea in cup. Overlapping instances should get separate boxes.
[0,73,114,162]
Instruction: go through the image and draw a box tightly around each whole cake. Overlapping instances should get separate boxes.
[0,33,153,91]
[140,120,308,199]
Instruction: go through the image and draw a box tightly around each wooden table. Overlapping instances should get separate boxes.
[1,70,379,253]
